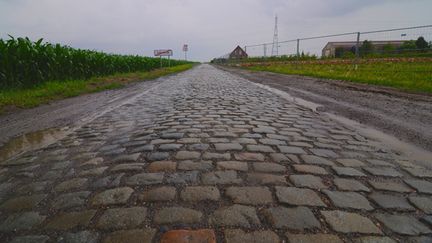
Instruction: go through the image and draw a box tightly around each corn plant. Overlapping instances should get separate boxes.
[0,36,189,89]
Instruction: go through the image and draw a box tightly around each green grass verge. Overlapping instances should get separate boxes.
[0,64,194,113]
[245,61,432,94]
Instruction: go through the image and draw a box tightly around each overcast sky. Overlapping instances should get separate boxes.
[1,0,431,61]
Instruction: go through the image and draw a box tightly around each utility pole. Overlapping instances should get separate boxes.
[183,44,188,61]
[271,15,279,57]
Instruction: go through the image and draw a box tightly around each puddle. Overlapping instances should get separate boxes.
[250,82,322,111]
[0,128,69,162]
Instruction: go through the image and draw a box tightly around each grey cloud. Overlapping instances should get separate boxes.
[0,0,430,61]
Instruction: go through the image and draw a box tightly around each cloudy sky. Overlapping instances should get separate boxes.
[1,0,431,61]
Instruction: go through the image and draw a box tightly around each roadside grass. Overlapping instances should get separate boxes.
[0,64,194,113]
[244,61,432,94]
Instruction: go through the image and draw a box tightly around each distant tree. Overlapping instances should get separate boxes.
[360,40,374,56]
[415,36,429,50]
[400,40,417,51]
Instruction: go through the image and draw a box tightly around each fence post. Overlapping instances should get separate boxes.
[296,39,300,69]
[354,32,360,70]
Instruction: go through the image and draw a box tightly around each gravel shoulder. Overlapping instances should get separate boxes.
[217,65,432,152]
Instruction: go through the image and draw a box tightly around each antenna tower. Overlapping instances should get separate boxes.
[271,15,278,56]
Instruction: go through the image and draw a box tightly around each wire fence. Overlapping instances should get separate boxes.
[214,25,432,62]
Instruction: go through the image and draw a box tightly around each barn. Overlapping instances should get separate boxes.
[229,46,248,59]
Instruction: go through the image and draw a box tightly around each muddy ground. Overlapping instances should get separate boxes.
[217,65,432,152]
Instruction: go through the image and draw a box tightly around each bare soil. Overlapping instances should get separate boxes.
[217,65,432,152]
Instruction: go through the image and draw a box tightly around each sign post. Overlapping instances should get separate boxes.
[154,49,173,68]
[183,44,188,61]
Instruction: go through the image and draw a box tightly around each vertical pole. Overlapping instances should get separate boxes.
[168,55,171,67]
[160,56,162,68]
[355,32,360,70]
[263,44,267,59]
[296,39,300,69]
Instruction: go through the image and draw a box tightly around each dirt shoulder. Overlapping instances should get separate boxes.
[217,65,432,152]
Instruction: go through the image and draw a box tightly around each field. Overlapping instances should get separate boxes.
[0,37,193,113]
[240,58,432,94]
[0,37,190,89]
[0,64,194,113]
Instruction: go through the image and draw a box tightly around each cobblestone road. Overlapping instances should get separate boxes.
[1,64,432,243]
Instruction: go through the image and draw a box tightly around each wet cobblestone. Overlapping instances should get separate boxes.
[0,64,431,242]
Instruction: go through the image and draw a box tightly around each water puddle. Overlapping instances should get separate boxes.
[250,82,322,111]
[0,128,69,162]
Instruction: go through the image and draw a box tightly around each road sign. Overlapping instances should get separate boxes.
[183,44,188,52]
[154,49,173,57]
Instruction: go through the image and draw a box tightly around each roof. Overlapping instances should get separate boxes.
[324,40,406,49]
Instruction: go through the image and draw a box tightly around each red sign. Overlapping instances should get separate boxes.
[154,49,173,56]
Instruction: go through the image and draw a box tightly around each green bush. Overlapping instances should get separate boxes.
[0,37,190,89]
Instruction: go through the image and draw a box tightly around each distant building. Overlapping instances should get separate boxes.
[229,46,248,59]
[322,40,405,57]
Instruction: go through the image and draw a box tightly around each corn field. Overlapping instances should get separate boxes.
[0,37,189,89]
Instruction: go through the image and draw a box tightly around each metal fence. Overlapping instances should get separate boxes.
[219,25,432,61]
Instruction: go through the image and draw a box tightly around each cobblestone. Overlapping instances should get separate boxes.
[0,64,429,242]
[154,207,202,224]
[225,229,279,243]
[0,194,46,211]
[103,229,155,243]
[45,210,96,230]
[91,187,133,206]
[181,186,220,201]
[369,193,415,211]
[52,191,91,209]
[409,196,432,213]
[276,186,326,206]
[322,210,381,234]
[286,233,343,243]
[368,180,412,193]
[59,231,99,243]
[202,171,242,184]
[226,186,273,205]
[161,229,216,243]
[10,235,50,243]
[263,206,321,230]
[217,161,248,171]
[375,214,431,235]
[209,204,260,227]
[324,190,373,210]
[96,207,147,229]
[405,179,432,194]
[126,173,164,185]
[140,186,176,202]
[0,212,46,231]
[290,175,327,189]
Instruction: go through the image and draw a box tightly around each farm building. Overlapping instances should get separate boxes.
[322,40,405,57]
[229,46,248,59]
